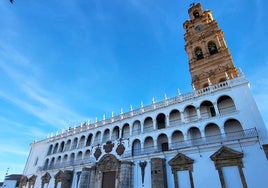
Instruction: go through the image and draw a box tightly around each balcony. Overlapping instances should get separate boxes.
[127,128,258,157]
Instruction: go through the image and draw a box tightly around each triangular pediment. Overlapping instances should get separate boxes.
[210,146,243,161]
[168,152,194,166]
[54,170,64,179]
[42,172,51,181]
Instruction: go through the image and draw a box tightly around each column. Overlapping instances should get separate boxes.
[213,102,220,115]
[166,115,170,127]
[153,118,157,130]
[197,107,201,120]
[120,161,133,188]
[141,121,144,134]
[180,112,185,123]
[79,168,94,188]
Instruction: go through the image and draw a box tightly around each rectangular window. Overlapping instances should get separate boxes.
[177,170,191,188]
[222,166,243,188]
[161,143,169,151]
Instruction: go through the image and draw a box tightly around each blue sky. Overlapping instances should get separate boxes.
[0,0,267,181]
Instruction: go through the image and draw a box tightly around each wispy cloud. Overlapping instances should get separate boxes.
[0,45,85,129]
[0,144,29,156]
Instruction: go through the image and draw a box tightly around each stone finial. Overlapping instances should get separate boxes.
[177,88,181,95]
[103,114,106,120]
[192,84,196,90]
[224,72,229,80]
[120,108,123,115]
[208,78,212,86]
[95,117,98,123]
[130,105,133,111]
[141,101,144,108]
[112,111,114,117]
[152,97,155,104]
[164,93,167,100]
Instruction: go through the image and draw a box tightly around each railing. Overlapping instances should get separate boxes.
[41,128,258,171]
[40,158,93,171]
[47,76,248,142]
[123,128,258,157]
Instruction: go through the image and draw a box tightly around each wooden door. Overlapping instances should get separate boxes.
[102,171,116,188]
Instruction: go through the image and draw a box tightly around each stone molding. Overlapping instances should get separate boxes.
[210,146,247,188]
[168,153,194,188]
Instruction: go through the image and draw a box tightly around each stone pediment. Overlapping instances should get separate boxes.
[210,146,243,161]
[168,153,194,166]
[54,170,64,181]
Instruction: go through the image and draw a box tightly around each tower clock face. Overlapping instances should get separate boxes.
[195,24,203,31]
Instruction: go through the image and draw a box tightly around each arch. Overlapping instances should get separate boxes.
[156,113,166,129]
[112,126,120,140]
[65,139,71,151]
[44,158,49,170]
[94,131,101,145]
[84,149,90,159]
[172,130,184,148]
[56,156,61,168]
[195,47,204,60]
[188,127,202,145]
[217,95,236,115]
[169,109,181,126]
[208,41,218,55]
[103,129,110,143]
[144,117,153,133]
[86,134,93,146]
[58,141,65,153]
[49,157,55,169]
[144,136,154,154]
[70,153,75,164]
[184,105,198,123]
[77,151,83,161]
[132,120,141,135]
[62,154,68,165]
[200,100,216,119]
[53,143,59,154]
[157,134,169,152]
[224,119,243,137]
[47,144,53,155]
[97,154,120,172]
[78,135,86,148]
[205,123,221,142]
[122,123,130,138]
[71,137,78,150]
[132,139,141,156]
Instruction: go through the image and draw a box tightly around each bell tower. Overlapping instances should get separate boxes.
[183,3,238,90]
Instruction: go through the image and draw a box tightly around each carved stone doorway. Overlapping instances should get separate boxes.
[102,171,116,188]
[97,154,120,188]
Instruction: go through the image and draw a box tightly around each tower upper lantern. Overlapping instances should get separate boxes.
[183,3,238,90]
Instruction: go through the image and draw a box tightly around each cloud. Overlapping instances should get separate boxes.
[0,45,85,129]
[0,144,29,156]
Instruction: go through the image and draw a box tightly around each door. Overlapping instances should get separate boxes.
[102,171,116,188]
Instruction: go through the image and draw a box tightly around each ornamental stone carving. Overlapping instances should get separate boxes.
[94,145,102,160]
[103,141,114,154]
[116,143,125,156]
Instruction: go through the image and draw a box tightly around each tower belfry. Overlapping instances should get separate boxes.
[183,3,238,89]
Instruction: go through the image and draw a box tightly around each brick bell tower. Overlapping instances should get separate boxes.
[183,3,238,90]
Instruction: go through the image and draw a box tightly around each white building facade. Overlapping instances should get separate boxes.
[20,3,268,188]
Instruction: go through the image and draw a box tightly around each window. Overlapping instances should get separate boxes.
[208,42,218,55]
[195,47,204,60]
[193,11,200,18]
